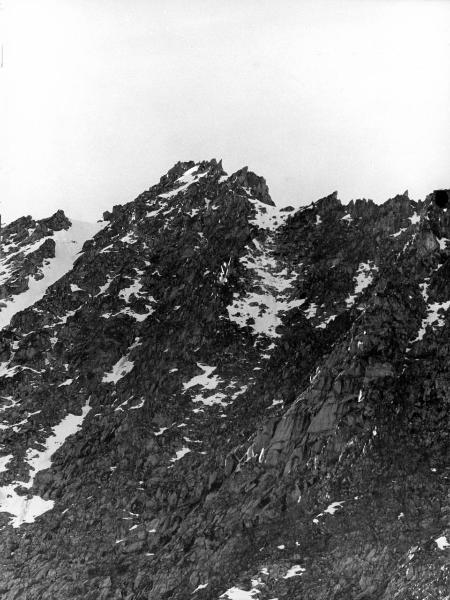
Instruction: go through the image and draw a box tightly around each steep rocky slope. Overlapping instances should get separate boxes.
[0,160,449,599]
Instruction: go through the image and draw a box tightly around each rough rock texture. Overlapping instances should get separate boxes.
[0,211,71,302]
[0,162,449,599]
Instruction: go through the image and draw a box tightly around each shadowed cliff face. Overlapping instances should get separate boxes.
[434,189,450,209]
[0,161,449,600]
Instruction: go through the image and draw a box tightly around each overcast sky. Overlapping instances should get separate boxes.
[1,0,449,224]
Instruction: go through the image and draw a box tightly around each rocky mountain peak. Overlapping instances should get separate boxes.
[314,190,340,214]
[228,166,274,206]
[0,163,449,599]
[39,209,72,232]
[158,159,226,189]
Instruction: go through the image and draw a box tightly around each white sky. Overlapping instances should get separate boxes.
[1,0,449,223]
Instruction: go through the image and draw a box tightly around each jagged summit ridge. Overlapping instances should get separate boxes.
[0,162,449,599]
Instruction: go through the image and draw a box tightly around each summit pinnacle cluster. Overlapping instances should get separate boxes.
[0,160,449,599]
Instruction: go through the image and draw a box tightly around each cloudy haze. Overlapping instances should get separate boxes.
[1,0,450,223]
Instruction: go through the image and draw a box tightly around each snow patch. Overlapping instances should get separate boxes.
[119,280,143,303]
[0,399,91,527]
[268,398,283,409]
[159,167,208,199]
[219,587,260,599]
[0,454,13,473]
[154,427,168,436]
[22,237,52,256]
[346,262,378,307]
[390,228,407,238]
[304,303,317,319]
[0,362,19,378]
[129,397,145,410]
[192,583,209,593]
[26,402,91,476]
[102,356,135,384]
[313,500,345,523]
[283,565,306,579]
[119,232,137,244]
[324,501,345,515]
[412,300,450,342]
[192,392,228,407]
[57,378,73,387]
[170,447,191,462]
[183,364,220,391]
[316,314,337,329]
[435,536,450,550]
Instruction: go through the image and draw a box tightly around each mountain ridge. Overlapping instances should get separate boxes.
[0,161,449,599]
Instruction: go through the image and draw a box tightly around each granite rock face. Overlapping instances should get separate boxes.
[0,163,449,599]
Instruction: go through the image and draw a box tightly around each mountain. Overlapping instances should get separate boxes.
[0,160,449,599]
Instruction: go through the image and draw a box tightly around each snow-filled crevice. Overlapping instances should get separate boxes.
[345,262,378,308]
[408,266,449,346]
[412,300,450,343]
[227,235,303,339]
[0,399,91,527]
[102,339,141,384]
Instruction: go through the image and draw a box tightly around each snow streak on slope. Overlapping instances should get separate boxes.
[102,356,135,384]
[313,500,345,524]
[183,364,220,391]
[219,587,260,599]
[0,399,91,527]
[227,237,303,338]
[182,364,248,410]
[0,220,105,330]
[218,561,305,599]
[170,447,191,462]
[408,268,450,344]
[0,455,13,473]
[226,189,305,339]
[346,262,378,307]
[413,300,450,342]
[435,536,450,550]
[158,166,209,199]
[0,238,54,286]
[245,190,291,231]
[284,565,306,578]
[102,339,142,384]
[117,269,156,321]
